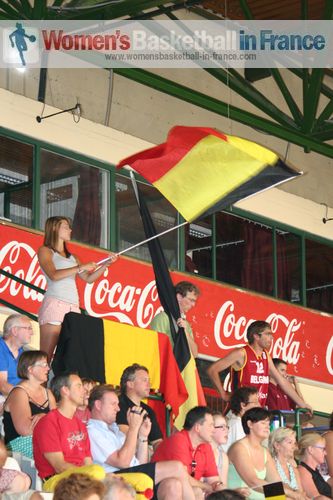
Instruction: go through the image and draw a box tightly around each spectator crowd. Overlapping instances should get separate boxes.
[1,313,331,500]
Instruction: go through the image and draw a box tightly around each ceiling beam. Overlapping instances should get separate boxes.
[290,68,333,101]
[49,0,198,20]
[315,98,333,129]
[0,0,21,18]
[238,0,253,19]
[206,68,298,129]
[268,69,303,126]
[20,0,33,16]
[323,0,333,19]
[114,68,333,158]
[302,69,325,133]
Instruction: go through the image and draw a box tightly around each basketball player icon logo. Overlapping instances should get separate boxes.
[9,23,37,66]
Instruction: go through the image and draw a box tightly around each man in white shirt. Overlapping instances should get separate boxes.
[87,384,195,500]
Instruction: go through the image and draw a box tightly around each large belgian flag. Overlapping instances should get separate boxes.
[132,185,206,429]
[52,312,188,430]
[118,126,301,222]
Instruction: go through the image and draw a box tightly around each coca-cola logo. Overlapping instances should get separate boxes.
[214,300,301,365]
[0,241,45,302]
[0,240,163,328]
[2,230,333,383]
[325,337,333,375]
[84,275,163,328]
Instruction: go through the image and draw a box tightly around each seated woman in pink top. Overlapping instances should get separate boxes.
[0,439,31,495]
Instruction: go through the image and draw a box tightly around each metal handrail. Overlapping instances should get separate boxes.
[0,268,87,315]
[0,268,45,294]
[270,408,330,440]
[0,297,38,321]
[294,407,330,440]
[148,393,172,437]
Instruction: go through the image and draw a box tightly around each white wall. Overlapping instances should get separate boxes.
[1,87,333,242]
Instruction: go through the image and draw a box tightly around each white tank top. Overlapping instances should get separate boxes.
[43,251,79,305]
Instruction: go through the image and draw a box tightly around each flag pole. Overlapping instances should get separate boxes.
[88,220,188,270]
[117,220,188,256]
[118,171,188,256]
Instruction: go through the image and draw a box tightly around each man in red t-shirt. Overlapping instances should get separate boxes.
[207,320,311,411]
[33,373,96,480]
[152,406,222,497]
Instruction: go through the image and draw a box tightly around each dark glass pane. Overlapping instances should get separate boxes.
[0,136,33,226]
[186,217,212,277]
[116,173,178,266]
[216,212,274,296]
[276,232,301,303]
[306,239,333,314]
[216,212,244,287]
[40,150,108,247]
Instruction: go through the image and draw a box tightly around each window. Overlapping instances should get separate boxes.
[40,149,109,247]
[306,239,333,314]
[215,212,274,296]
[2,130,333,316]
[277,232,301,303]
[216,212,245,288]
[185,217,212,277]
[0,136,33,226]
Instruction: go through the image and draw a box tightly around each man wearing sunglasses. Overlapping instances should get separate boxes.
[152,406,223,496]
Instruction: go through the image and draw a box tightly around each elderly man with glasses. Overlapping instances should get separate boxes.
[0,314,33,396]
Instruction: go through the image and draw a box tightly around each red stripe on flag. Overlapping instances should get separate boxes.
[151,333,188,434]
[195,369,206,406]
[118,126,228,183]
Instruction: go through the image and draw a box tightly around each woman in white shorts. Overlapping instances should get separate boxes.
[38,216,117,362]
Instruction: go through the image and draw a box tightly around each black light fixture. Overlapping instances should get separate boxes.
[38,68,47,103]
[36,103,81,123]
[322,203,333,224]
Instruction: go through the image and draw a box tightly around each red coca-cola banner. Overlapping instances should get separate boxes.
[1,223,333,384]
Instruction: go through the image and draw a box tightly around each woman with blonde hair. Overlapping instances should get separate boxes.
[3,350,56,458]
[268,427,306,499]
[296,432,331,499]
[322,411,333,478]
[38,216,118,362]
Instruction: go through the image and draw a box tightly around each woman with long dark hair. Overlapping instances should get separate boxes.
[38,216,117,362]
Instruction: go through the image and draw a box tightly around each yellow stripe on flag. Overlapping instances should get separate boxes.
[103,321,161,390]
[154,134,274,222]
[174,355,199,429]
[265,495,286,500]
[226,135,278,164]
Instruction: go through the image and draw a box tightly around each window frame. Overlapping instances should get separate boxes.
[1,126,333,312]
